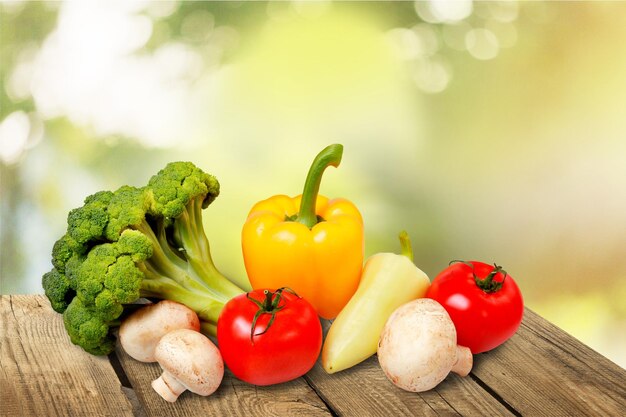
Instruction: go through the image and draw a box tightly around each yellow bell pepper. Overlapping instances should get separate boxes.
[242,144,364,319]
[322,231,430,373]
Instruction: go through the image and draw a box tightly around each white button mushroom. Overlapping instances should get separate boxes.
[119,300,200,362]
[152,329,224,402]
[377,298,473,392]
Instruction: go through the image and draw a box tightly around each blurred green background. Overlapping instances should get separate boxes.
[1,1,624,367]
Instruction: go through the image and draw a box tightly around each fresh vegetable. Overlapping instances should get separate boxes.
[41,162,244,355]
[119,300,200,362]
[426,260,524,353]
[152,329,224,402]
[217,288,322,386]
[241,144,364,319]
[322,231,430,374]
[377,298,472,392]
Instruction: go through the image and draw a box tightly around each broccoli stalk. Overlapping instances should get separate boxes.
[42,162,245,355]
[169,198,243,301]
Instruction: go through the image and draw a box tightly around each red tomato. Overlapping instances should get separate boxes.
[426,261,524,354]
[217,288,322,386]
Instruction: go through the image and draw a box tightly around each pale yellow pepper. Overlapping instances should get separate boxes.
[322,231,430,373]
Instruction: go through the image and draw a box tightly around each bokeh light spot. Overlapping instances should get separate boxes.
[465,28,500,60]
[488,0,519,23]
[416,0,473,23]
[0,111,30,164]
[413,56,451,94]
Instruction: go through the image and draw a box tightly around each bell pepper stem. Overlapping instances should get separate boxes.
[399,230,414,262]
[295,144,344,228]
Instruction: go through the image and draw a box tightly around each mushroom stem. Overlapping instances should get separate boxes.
[451,345,473,377]
[152,370,187,402]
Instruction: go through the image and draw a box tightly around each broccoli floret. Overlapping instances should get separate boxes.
[147,162,238,296]
[105,186,152,241]
[66,191,113,253]
[42,234,82,313]
[64,297,116,356]
[42,268,74,313]
[42,162,244,355]
[51,234,74,271]
[42,239,72,313]
[148,161,220,218]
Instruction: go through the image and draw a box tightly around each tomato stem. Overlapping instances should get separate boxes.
[474,264,507,293]
[449,260,508,293]
[246,287,300,343]
[262,289,274,310]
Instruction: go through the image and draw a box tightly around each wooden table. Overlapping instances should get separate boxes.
[1,295,625,416]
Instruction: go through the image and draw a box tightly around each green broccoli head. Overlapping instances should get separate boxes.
[74,230,150,307]
[44,234,81,313]
[64,253,87,290]
[66,191,113,252]
[116,228,154,262]
[105,186,153,241]
[43,161,244,355]
[63,230,152,353]
[64,297,116,356]
[46,188,156,355]
[148,161,220,218]
[42,268,74,313]
[51,234,74,271]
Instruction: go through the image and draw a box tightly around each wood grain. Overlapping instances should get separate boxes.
[114,344,332,417]
[0,295,134,417]
[305,351,514,417]
[3,296,626,417]
[471,308,626,416]
[301,319,513,417]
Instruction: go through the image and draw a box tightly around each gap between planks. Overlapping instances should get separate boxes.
[107,352,149,417]
[467,373,522,417]
[302,374,340,417]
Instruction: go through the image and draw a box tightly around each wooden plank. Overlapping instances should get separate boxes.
[6,296,625,416]
[114,344,333,416]
[305,355,513,417]
[471,308,626,416]
[0,295,134,417]
[303,320,513,417]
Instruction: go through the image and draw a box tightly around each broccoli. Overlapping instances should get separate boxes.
[42,162,244,355]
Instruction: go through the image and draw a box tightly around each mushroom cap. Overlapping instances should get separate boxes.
[378,298,457,392]
[154,328,224,396]
[119,300,200,362]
